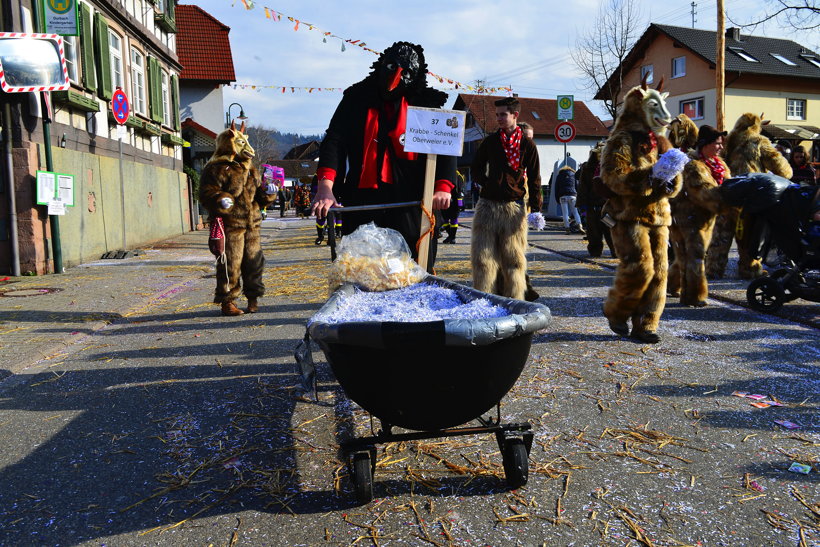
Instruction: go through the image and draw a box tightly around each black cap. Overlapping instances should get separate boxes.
[696,125,727,148]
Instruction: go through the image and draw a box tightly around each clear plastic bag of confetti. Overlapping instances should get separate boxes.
[328,222,426,292]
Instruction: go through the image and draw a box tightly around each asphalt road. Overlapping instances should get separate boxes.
[0,216,817,546]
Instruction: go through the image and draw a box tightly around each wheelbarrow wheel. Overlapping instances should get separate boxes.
[351,452,374,505]
[502,438,528,489]
[746,277,785,312]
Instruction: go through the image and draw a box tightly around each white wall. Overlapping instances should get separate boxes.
[180,85,226,135]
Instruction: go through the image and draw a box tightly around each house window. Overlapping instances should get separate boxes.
[63,36,79,83]
[532,111,541,120]
[800,55,820,69]
[787,98,806,120]
[108,29,124,90]
[130,48,146,114]
[161,69,170,126]
[729,47,759,62]
[770,53,796,66]
[640,64,653,84]
[672,56,686,78]
[680,97,704,120]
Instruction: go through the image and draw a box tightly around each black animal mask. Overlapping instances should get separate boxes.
[373,42,425,97]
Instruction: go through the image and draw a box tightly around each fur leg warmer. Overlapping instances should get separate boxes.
[471,199,528,300]
[706,208,738,279]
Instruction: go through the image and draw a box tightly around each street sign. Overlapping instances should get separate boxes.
[557,95,574,120]
[111,88,130,125]
[43,0,79,36]
[554,121,576,143]
[403,106,466,156]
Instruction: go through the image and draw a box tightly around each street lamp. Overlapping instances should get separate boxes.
[225,102,248,128]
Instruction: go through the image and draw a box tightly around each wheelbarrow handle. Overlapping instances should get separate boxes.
[327,201,422,214]
[326,201,422,261]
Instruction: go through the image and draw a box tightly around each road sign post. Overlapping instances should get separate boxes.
[111,88,130,251]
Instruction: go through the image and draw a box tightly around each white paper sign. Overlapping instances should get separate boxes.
[36,171,56,205]
[117,124,127,140]
[48,200,66,215]
[57,174,74,206]
[403,107,466,156]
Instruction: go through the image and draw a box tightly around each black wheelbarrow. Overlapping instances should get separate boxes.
[305,275,551,504]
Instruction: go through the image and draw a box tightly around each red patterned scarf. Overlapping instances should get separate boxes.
[700,152,726,185]
[360,97,416,189]
[500,126,523,171]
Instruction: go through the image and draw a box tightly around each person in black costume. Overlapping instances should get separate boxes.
[310,41,456,270]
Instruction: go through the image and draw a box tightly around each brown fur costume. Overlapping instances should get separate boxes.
[199,123,276,312]
[472,200,528,299]
[668,151,730,306]
[668,114,698,152]
[705,113,793,279]
[600,80,682,341]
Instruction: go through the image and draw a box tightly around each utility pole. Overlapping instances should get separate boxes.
[691,1,697,28]
[716,0,726,131]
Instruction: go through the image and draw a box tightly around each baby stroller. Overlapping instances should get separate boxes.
[721,174,820,311]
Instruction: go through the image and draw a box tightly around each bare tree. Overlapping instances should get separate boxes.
[244,124,280,167]
[571,0,643,120]
[729,0,819,31]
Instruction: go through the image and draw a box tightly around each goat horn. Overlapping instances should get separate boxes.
[655,76,665,92]
[640,71,649,90]
[239,121,246,133]
[230,119,236,131]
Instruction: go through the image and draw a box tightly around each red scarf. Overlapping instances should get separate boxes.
[360,97,417,189]
[700,152,726,185]
[500,126,523,171]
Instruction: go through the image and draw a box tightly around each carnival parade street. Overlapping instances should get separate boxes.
[0,215,817,546]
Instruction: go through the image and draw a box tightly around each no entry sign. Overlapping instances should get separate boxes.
[554,121,576,143]
[111,88,130,125]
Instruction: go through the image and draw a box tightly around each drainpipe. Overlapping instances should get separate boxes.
[3,102,20,276]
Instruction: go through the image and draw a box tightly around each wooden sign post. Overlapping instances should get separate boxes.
[404,107,466,271]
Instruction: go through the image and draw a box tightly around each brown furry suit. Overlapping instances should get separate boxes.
[199,128,275,306]
[600,83,682,340]
[668,151,730,306]
[706,113,793,279]
[472,200,528,299]
[668,114,698,152]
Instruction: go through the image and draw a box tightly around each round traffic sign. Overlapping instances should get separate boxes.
[554,121,576,143]
[111,88,130,125]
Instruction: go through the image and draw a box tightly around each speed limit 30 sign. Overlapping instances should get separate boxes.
[554,121,576,143]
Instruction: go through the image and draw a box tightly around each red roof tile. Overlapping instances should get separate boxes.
[176,5,236,83]
[182,117,217,139]
[454,94,609,138]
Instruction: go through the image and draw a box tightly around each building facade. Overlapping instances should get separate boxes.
[0,0,187,275]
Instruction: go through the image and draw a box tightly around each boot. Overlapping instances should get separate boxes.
[246,297,259,313]
[630,329,661,344]
[221,300,244,316]
[315,226,324,245]
[443,227,457,244]
[524,274,539,301]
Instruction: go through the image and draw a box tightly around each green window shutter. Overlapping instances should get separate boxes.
[167,0,175,22]
[79,3,96,92]
[147,56,157,121]
[93,13,113,100]
[151,58,164,123]
[171,74,180,130]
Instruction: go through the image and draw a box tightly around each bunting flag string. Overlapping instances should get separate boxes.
[230,2,514,95]
[232,84,344,93]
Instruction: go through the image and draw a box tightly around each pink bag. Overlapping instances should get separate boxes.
[208,217,225,256]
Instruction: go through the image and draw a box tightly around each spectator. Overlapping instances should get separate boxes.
[555,166,584,234]
[790,145,817,186]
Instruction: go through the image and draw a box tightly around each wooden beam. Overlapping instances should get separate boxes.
[716,0,726,131]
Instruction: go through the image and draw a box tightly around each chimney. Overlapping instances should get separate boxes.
[726,27,741,41]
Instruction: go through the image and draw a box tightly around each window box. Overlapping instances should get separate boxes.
[108,111,144,130]
[155,11,176,33]
[161,133,185,146]
[53,90,100,112]
[142,121,163,136]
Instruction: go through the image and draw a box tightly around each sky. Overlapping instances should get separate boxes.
[188,0,818,136]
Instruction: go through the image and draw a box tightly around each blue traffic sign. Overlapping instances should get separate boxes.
[111,88,130,125]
